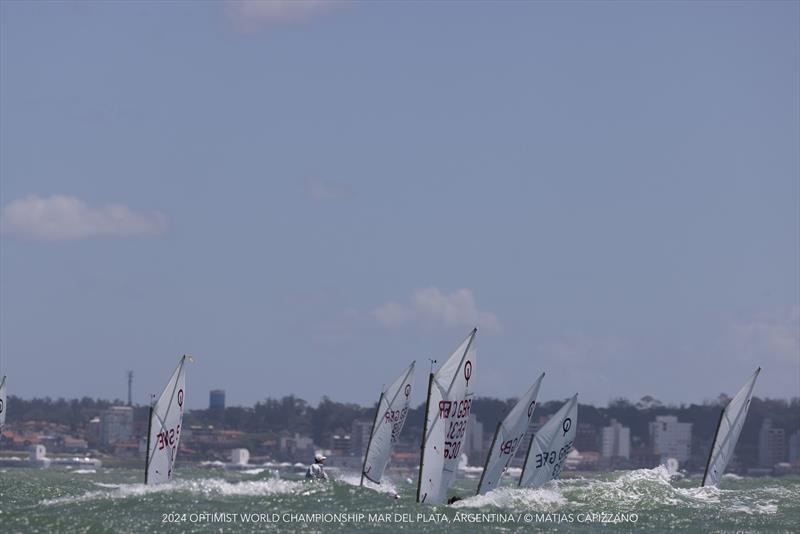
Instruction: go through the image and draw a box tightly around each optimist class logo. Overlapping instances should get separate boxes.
[177,389,184,408]
[562,417,572,436]
[464,360,472,385]
[404,384,411,398]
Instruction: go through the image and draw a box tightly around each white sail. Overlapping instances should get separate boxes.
[702,367,760,487]
[417,328,477,504]
[145,355,188,485]
[519,393,578,488]
[477,373,545,495]
[0,375,6,431]
[361,361,415,485]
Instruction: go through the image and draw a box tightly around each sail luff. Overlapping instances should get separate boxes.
[416,371,435,502]
[477,422,502,495]
[361,392,384,486]
[701,408,725,487]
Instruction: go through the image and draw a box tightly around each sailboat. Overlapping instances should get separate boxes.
[417,328,477,505]
[477,373,545,495]
[0,375,6,432]
[519,393,578,488]
[145,355,190,485]
[361,361,415,486]
[702,367,760,487]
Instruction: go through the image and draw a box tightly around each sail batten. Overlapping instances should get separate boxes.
[477,373,545,494]
[361,361,415,485]
[145,355,188,485]
[519,394,578,488]
[417,328,477,504]
[702,368,760,487]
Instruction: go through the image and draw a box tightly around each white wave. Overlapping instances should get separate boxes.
[336,472,400,496]
[72,469,96,474]
[241,468,266,475]
[453,486,568,510]
[43,477,308,506]
[727,503,778,515]
[722,473,743,480]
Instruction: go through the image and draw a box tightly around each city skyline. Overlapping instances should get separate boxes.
[1,1,798,409]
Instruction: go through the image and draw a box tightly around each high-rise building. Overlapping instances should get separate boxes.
[575,423,599,452]
[789,430,800,465]
[350,419,373,458]
[463,413,484,464]
[649,415,692,462]
[602,419,631,459]
[100,406,134,445]
[209,389,226,411]
[758,418,786,467]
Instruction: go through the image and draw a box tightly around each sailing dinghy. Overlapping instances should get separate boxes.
[477,373,545,494]
[360,361,415,486]
[519,393,578,488]
[145,355,190,485]
[702,367,760,487]
[417,328,477,504]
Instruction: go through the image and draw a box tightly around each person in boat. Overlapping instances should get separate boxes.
[305,453,329,481]
[447,495,463,505]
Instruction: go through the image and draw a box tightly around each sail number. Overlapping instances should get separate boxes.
[500,432,526,456]
[385,407,408,444]
[156,425,181,450]
[533,440,573,478]
[439,398,472,460]
[438,399,472,419]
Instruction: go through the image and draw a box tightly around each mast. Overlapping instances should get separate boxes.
[518,432,535,486]
[144,404,154,484]
[416,371,435,503]
[702,408,725,487]
[477,421,502,495]
[361,392,384,486]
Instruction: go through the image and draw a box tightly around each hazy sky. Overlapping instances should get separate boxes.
[1,1,798,409]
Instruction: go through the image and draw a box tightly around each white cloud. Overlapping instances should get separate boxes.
[304,178,353,202]
[372,287,502,332]
[227,0,343,30]
[0,195,168,240]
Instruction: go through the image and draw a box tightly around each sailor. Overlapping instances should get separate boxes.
[305,453,329,481]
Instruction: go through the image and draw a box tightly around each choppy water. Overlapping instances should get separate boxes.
[1,466,797,533]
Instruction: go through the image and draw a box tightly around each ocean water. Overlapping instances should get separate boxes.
[1,466,797,533]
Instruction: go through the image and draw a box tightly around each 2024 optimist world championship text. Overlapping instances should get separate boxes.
[162,512,640,525]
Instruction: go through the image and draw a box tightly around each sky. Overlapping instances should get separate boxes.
[0,0,798,409]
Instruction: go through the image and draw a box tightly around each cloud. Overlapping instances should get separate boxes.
[0,195,168,240]
[372,287,502,332]
[304,178,353,202]
[227,0,343,31]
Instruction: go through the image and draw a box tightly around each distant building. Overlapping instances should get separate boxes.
[789,430,800,465]
[463,413,483,464]
[280,433,315,462]
[758,418,786,467]
[602,419,630,459]
[575,423,599,453]
[331,433,351,455]
[209,390,226,411]
[100,406,133,446]
[350,419,373,458]
[649,415,692,463]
